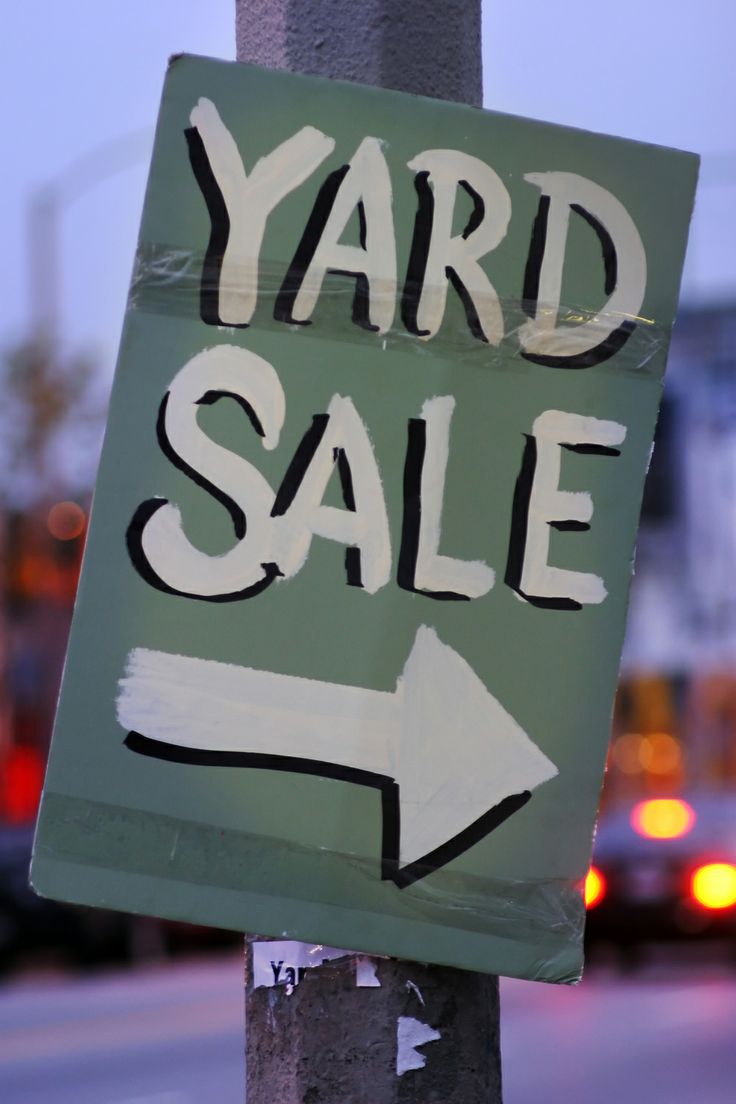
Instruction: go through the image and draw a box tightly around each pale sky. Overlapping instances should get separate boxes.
[3,1,735,386]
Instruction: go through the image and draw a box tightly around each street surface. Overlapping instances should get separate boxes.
[1,950,735,1102]
[0,955,244,1104]
[502,953,736,1104]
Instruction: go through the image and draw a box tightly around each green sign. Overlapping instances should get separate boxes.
[31,56,698,983]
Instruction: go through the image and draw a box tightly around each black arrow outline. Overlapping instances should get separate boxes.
[124,731,531,888]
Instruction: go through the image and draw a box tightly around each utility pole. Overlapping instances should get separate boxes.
[234,2,502,1100]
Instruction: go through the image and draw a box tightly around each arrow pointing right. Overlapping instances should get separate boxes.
[118,625,557,887]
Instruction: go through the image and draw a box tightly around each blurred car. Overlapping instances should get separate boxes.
[0,823,240,973]
[0,823,136,971]
[585,790,736,953]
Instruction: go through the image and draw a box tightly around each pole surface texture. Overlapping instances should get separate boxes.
[236,0,482,106]
[245,942,501,1103]
[236,2,501,1100]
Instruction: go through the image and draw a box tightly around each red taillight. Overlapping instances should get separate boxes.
[0,746,45,824]
[691,863,736,910]
[585,866,606,909]
[630,798,695,840]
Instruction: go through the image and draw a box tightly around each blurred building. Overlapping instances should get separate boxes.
[615,302,736,798]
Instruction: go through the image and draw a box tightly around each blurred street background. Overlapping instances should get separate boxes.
[1,952,736,1104]
[2,2,736,1101]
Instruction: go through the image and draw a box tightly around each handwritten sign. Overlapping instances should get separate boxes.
[31,56,698,982]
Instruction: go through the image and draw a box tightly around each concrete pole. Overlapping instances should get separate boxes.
[235,2,501,1100]
[245,942,501,1103]
[236,0,482,106]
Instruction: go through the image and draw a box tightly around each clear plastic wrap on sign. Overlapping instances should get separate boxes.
[129,245,667,378]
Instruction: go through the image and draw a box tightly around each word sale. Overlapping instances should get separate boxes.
[127,345,626,612]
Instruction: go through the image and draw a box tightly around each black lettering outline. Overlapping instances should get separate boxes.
[333,446,363,589]
[401,170,433,337]
[124,730,531,888]
[274,166,377,332]
[271,414,330,518]
[271,415,365,589]
[401,175,489,342]
[185,126,238,329]
[125,392,281,602]
[505,436,621,610]
[397,418,470,601]
[520,196,636,369]
[126,499,281,603]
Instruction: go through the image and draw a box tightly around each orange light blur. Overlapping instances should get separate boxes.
[611,732,645,774]
[47,500,86,541]
[691,864,736,910]
[638,732,683,775]
[584,866,606,909]
[630,798,695,840]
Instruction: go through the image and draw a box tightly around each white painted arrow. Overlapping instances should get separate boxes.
[116,625,557,879]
